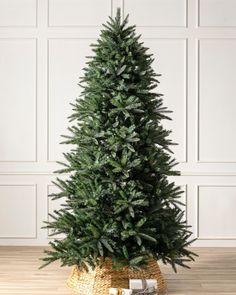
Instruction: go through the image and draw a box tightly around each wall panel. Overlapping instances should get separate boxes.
[47,39,92,161]
[0,0,235,246]
[48,0,111,27]
[0,185,36,238]
[145,39,187,162]
[0,39,37,162]
[124,0,186,27]
[198,186,236,239]
[198,39,236,162]
[0,0,37,27]
[47,185,65,238]
[199,0,236,27]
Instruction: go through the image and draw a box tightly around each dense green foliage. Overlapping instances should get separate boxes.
[42,10,196,272]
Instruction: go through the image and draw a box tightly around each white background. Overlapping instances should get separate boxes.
[0,0,236,246]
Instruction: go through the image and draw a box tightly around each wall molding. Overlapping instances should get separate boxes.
[0,0,236,246]
[196,185,236,240]
[142,38,188,163]
[122,0,188,28]
[197,0,236,28]
[46,38,94,162]
[2,171,236,176]
[196,38,236,163]
[0,38,38,163]
[180,184,187,223]
[0,0,38,28]
[0,184,37,239]
[47,0,112,28]
[46,184,64,239]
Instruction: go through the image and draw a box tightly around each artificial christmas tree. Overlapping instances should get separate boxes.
[41,9,196,294]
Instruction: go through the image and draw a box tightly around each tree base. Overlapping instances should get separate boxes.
[67,258,167,294]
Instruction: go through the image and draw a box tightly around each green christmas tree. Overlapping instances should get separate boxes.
[42,10,196,272]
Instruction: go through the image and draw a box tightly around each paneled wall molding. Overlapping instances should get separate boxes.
[0,0,38,27]
[197,38,236,163]
[0,38,38,163]
[46,38,94,162]
[122,0,188,28]
[182,172,236,176]
[198,0,236,28]
[47,184,65,239]
[139,38,188,163]
[112,0,122,17]
[47,0,112,27]
[0,184,37,239]
[196,185,236,240]
[2,171,236,176]
[1,0,236,245]
[180,184,187,222]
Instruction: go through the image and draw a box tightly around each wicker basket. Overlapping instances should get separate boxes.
[67,258,166,294]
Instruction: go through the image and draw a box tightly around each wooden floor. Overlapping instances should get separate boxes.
[0,247,235,294]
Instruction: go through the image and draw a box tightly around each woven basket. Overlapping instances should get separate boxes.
[67,258,166,294]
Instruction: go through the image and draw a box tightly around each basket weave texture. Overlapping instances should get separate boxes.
[67,258,166,295]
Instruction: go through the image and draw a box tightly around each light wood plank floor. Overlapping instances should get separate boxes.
[0,247,235,294]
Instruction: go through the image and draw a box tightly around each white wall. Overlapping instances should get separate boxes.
[0,0,236,246]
